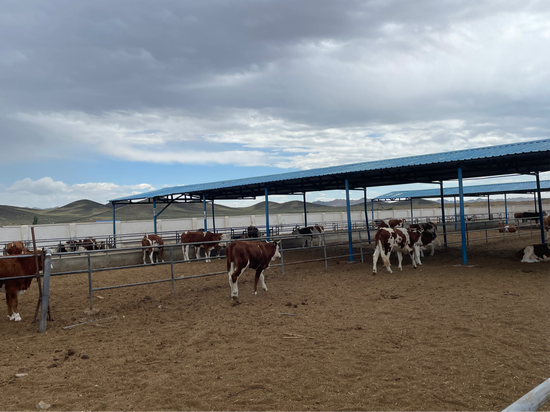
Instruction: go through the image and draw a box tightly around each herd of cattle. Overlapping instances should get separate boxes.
[2,217,550,321]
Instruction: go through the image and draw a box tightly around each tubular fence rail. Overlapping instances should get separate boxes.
[3,219,546,333]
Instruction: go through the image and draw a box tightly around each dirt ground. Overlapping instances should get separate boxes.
[1,230,549,411]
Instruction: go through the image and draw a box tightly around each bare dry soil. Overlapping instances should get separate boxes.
[1,231,549,411]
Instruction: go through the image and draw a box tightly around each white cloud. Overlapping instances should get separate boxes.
[3,177,155,208]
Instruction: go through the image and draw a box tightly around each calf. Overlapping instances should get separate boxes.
[292,225,325,247]
[80,237,98,251]
[181,231,226,263]
[372,227,421,274]
[142,234,164,264]
[498,222,517,233]
[226,240,281,301]
[409,222,440,256]
[513,243,550,263]
[5,241,28,255]
[0,251,44,321]
[544,215,550,239]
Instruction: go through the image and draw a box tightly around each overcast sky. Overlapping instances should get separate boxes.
[1,0,548,209]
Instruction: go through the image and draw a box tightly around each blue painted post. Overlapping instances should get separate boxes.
[211,201,216,232]
[439,182,447,246]
[410,198,414,223]
[454,196,458,229]
[265,187,270,240]
[535,173,545,243]
[458,167,467,265]
[303,193,308,227]
[345,179,353,262]
[153,199,157,234]
[112,203,117,248]
[364,188,371,243]
[371,198,374,221]
[487,195,491,220]
[202,195,207,231]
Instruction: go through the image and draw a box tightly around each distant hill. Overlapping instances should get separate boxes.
[0,197,547,227]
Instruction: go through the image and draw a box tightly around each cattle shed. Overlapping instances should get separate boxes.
[375,179,550,201]
[110,138,550,264]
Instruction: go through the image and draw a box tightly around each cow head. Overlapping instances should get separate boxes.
[271,241,281,261]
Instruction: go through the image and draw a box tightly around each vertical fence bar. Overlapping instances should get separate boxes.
[170,246,175,294]
[39,250,52,333]
[87,253,93,309]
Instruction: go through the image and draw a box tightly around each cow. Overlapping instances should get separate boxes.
[374,219,406,229]
[409,222,440,257]
[142,234,164,264]
[80,237,98,251]
[372,227,422,275]
[226,240,281,301]
[498,222,517,233]
[292,225,325,247]
[513,243,550,263]
[181,231,227,263]
[5,241,29,255]
[514,211,547,223]
[544,215,550,238]
[0,251,45,321]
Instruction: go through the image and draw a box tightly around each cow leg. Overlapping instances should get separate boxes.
[204,246,211,263]
[5,284,21,321]
[149,249,155,264]
[143,250,148,265]
[521,246,540,263]
[159,249,164,263]
[381,249,393,273]
[372,244,381,274]
[228,261,249,300]
[396,251,403,271]
[414,245,422,266]
[253,267,268,295]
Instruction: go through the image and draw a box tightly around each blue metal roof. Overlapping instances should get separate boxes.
[375,180,550,200]
[110,138,550,203]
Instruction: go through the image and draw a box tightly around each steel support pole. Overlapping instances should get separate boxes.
[211,201,216,232]
[153,199,157,234]
[458,167,467,265]
[505,194,508,224]
[364,188,371,243]
[535,172,545,243]
[202,195,207,231]
[303,193,308,227]
[112,203,117,248]
[439,182,447,246]
[265,187,270,240]
[345,179,353,262]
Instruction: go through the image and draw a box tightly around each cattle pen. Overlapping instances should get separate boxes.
[1,226,548,411]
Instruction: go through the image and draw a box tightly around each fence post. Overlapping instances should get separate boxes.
[502,378,550,412]
[39,249,52,333]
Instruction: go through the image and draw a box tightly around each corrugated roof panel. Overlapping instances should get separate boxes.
[375,180,550,200]
[110,138,550,202]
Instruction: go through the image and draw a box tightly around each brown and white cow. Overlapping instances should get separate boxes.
[5,241,29,255]
[513,243,550,263]
[142,234,164,264]
[226,240,281,301]
[544,215,550,239]
[409,222,440,257]
[373,227,421,274]
[0,251,45,321]
[374,219,406,229]
[292,225,325,247]
[181,231,227,263]
[498,222,517,233]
